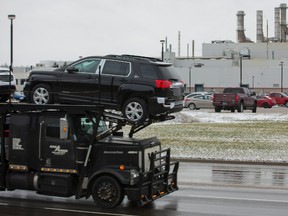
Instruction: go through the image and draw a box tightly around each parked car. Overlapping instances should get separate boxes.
[23,55,184,123]
[184,91,209,98]
[256,95,276,108]
[268,92,288,107]
[213,87,257,113]
[0,67,16,102]
[184,94,213,110]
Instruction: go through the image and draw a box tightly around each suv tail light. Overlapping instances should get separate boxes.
[155,80,172,89]
[235,95,239,102]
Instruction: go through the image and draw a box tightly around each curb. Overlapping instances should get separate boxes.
[172,158,288,166]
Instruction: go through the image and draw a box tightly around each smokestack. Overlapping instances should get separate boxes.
[192,40,195,58]
[237,11,246,42]
[178,31,181,57]
[280,3,287,42]
[256,10,264,42]
[165,36,168,52]
[275,7,281,41]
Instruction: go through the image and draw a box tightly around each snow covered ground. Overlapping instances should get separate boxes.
[135,107,288,163]
[170,106,288,124]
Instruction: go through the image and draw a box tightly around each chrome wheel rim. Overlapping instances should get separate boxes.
[125,101,143,121]
[33,87,49,104]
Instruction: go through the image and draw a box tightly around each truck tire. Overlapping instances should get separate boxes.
[252,102,257,113]
[122,98,148,123]
[215,107,221,112]
[91,176,124,208]
[237,102,244,113]
[31,84,53,104]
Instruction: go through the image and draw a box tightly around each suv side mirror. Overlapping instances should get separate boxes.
[66,66,79,73]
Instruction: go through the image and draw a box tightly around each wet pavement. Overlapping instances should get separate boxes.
[178,161,288,189]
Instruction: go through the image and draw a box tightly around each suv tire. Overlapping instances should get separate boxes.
[31,84,53,104]
[122,98,148,123]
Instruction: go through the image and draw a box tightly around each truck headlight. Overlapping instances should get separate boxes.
[130,169,140,185]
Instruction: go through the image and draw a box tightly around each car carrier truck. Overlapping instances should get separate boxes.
[0,103,178,208]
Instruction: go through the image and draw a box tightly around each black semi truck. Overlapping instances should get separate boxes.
[0,103,178,208]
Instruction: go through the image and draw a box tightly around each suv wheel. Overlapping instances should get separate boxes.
[122,98,148,123]
[31,84,52,104]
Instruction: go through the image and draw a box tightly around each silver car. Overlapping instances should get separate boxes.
[184,94,213,110]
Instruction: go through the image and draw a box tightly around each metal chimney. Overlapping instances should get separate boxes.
[256,10,264,42]
[178,31,181,57]
[280,3,287,42]
[237,11,246,42]
[275,7,281,41]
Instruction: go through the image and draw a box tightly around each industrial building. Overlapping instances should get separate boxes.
[12,3,288,95]
[164,3,288,94]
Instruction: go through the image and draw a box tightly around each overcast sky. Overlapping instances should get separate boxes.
[0,0,286,66]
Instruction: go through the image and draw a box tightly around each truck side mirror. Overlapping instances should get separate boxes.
[66,66,79,73]
[60,117,69,139]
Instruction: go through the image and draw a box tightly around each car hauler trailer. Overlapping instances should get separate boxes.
[0,103,178,208]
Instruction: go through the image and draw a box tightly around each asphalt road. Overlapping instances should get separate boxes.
[1,162,288,216]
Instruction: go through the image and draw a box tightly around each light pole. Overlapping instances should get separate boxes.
[160,40,165,61]
[8,14,16,103]
[239,55,243,87]
[189,67,192,92]
[280,61,284,92]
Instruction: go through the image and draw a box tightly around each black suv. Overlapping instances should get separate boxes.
[23,55,184,122]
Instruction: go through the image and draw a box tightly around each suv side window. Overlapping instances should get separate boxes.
[73,59,101,74]
[139,64,159,79]
[102,60,130,76]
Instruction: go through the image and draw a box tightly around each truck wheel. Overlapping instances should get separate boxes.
[215,107,221,112]
[122,98,148,123]
[252,103,257,113]
[188,103,196,110]
[91,176,124,209]
[31,84,53,104]
[237,102,244,113]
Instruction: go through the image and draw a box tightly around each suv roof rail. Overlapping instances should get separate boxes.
[105,54,162,63]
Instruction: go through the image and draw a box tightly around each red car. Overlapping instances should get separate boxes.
[256,96,276,108]
[269,92,288,107]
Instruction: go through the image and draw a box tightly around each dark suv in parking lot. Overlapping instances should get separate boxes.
[23,55,184,122]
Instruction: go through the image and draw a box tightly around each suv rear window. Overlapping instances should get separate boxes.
[139,64,159,79]
[158,65,181,80]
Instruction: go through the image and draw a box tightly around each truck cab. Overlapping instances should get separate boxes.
[0,104,178,208]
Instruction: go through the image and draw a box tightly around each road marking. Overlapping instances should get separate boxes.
[188,195,288,203]
[45,207,138,216]
[0,203,8,206]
